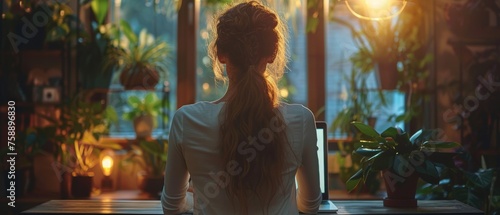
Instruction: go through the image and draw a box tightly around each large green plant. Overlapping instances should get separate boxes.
[332,1,433,124]
[346,122,461,192]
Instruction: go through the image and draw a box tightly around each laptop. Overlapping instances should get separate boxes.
[296,121,338,213]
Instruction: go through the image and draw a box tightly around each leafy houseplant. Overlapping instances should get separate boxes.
[417,167,499,214]
[123,137,168,197]
[123,92,165,139]
[106,20,170,90]
[346,122,461,207]
[332,1,433,126]
[38,97,120,198]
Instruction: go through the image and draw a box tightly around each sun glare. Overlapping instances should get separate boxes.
[364,0,390,10]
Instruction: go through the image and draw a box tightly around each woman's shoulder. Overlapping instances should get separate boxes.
[176,101,223,115]
[279,102,315,117]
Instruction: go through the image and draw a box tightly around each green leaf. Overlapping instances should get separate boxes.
[451,185,482,209]
[381,127,398,138]
[346,178,361,192]
[347,168,363,181]
[346,168,363,192]
[105,106,118,123]
[365,150,386,163]
[355,139,380,148]
[417,160,439,185]
[127,95,141,107]
[90,0,108,25]
[120,20,137,44]
[464,169,494,189]
[144,93,158,107]
[410,129,435,145]
[409,129,422,143]
[355,148,382,157]
[351,122,380,138]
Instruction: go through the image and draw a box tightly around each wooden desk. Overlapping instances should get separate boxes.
[22,199,483,214]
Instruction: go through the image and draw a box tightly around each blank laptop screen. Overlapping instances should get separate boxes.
[316,127,326,194]
[296,125,327,194]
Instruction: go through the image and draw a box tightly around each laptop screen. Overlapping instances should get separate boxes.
[316,124,326,194]
[296,122,328,199]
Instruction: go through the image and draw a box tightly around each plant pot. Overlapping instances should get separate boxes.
[120,67,159,90]
[376,62,399,90]
[142,175,164,198]
[382,170,419,208]
[71,173,94,199]
[133,115,154,139]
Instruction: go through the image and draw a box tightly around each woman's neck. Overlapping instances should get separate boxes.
[213,60,268,104]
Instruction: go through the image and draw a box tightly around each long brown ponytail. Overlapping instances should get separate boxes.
[208,1,289,213]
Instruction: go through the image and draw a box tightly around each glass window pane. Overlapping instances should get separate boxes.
[107,0,177,137]
[326,3,404,138]
[195,1,307,104]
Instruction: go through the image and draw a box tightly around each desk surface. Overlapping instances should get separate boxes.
[22,199,483,215]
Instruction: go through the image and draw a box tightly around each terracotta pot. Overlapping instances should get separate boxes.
[133,115,154,139]
[71,173,94,199]
[120,67,159,90]
[382,170,419,207]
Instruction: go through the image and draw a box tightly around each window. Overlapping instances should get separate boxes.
[326,4,405,138]
[107,0,177,137]
[195,1,308,105]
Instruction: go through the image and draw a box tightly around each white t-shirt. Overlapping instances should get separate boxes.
[161,101,321,215]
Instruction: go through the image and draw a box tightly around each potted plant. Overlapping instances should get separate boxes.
[105,20,170,90]
[346,122,461,207]
[332,1,432,91]
[123,92,165,139]
[123,137,168,198]
[38,96,120,198]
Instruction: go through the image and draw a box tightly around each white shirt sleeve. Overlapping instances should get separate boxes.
[161,110,193,214]
[296,107,322,214]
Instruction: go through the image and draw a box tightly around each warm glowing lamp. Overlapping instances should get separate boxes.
[102,156,113,176]
[343,0,407,21]
[100,150,115,191]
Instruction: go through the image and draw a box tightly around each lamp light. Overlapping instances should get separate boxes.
[343,0,407,21]
[100,149,115,191]
[102,155,113,176]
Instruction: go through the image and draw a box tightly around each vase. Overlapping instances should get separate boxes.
[71,173,94,199]
[382,170,419,207]
[133,115,154,139]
